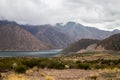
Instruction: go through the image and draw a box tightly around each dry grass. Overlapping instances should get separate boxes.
[2,73,28,80]
[61,52,120,61]
[45,75,54,80]
[1,68,120,80]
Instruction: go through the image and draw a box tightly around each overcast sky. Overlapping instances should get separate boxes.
[0,0,120,30]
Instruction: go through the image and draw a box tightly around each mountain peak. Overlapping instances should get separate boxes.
[56,23,64,27]
[112,29,120,34]
[65,21,76,26]
[0,20,17,26]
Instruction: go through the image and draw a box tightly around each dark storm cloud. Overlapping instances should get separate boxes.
[0,0,120,30]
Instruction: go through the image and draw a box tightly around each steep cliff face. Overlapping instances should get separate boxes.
[0,24,50,51]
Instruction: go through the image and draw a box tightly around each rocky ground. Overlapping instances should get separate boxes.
[1,68,120,80]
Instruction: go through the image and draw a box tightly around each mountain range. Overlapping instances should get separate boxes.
[56,22,120,40]
[0,20,120,51]
[21,24,74,49]
[21,21,120,48]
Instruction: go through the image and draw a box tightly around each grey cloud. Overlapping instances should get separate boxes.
[0,0,120,30]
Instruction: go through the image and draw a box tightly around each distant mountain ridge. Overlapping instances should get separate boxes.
[0,20,120,50]
[56,21,120,40]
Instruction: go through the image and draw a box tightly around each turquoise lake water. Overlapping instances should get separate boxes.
[0,49,62,57]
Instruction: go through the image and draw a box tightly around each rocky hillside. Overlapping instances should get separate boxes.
[63,33,120,54]
[0,24,50,51]
[97,33,120,51]
[62,39,99,53]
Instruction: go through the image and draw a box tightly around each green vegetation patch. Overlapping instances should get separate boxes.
[0,57,119,73]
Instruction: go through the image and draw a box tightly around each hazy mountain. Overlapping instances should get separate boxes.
[56,22,120,40]
[22,25,74,48]
[0,20,17,26]
[0,23,50,51]
[112,29,120,34]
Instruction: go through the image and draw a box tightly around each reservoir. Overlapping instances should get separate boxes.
[0,49,62,57]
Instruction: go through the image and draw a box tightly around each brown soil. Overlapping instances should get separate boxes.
[1,68,120,80]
